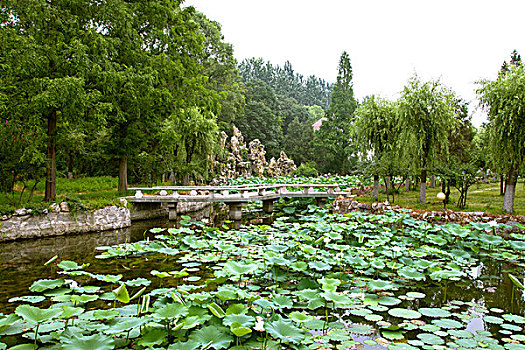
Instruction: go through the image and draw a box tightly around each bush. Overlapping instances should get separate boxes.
[292,162,318,178]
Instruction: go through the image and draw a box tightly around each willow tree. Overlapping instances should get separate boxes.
[355,96,399,200]
[478,63,525,213]
[399,76,454,205]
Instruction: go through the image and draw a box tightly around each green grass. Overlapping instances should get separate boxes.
[356,180,525,216]
[0,177,125,215]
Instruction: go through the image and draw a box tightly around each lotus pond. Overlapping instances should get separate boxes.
[1,200,525,350]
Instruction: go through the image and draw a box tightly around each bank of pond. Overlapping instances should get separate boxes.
[1,201,525,350]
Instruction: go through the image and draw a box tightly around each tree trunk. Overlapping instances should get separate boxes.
[118,155,128,192]
[420,169,427,205]
[67,153,74,179]
[44,110,57,202]
[502,166,518,214]
[373,175,379,200]
[405,177,410,192]
[500,175,504,196]
[430,175,436,188]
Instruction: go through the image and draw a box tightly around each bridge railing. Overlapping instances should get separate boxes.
[128,183,351,200]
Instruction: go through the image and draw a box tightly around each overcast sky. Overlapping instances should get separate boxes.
[184,0,525,126]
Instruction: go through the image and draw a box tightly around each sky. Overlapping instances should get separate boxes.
[184,0,525,126]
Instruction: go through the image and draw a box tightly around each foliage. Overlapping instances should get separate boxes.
[314,51,357,174]
[292,162,319,178]
[477,60,525,213]
[2,205,524,348]
[399,75,455,204]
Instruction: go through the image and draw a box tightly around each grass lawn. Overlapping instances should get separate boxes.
[0,177,126,215]
[355,180,525,216]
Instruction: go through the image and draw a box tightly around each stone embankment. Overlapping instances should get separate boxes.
[334,197,525,235]
[0,200,212,242]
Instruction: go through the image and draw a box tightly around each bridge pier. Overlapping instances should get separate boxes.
[228,202,245,229]
[168,203,178,221]
[262,199,274,225]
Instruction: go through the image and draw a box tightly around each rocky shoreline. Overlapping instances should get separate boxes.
[0,201,213,242]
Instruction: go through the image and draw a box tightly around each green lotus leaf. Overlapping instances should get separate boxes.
[398,267,426,281]
[60,305,84,319]
[189,325,233,349]
[308,261,331,271]
[207,302,226,319]
[137,328,168,348]
[368,279,398,291]
[8,296,46,304]
[155,303,188,320]
[504,344,525,350]
[253,298,274,311]
[448,329,474,338]
[349,307,372,317]
[388,343,419,350]
[104,317,147,335]
[230,324,252,338]
[326,328,351,341]
[93,309,119,321]
[29,279,64,293]
[62,333,115,350]
[168,339,201,350]
[483,315,504,324]
[124,278,151,287]
[225,304,248,315]
[7,344,38,350]
[347,323,375,335]
[454,338,478,348]
[418,307,451,318]
[290,261,308,271]
[70,294,98,304]
[382,330,405,340]
[417,332,445,345]
[58,260,88,271]
[288,311,315,323]
[509,274,524,289]
[0,314,21,333]
[432,318,463,329]
[0,342,5,350]
[371,259,386,270]
[511,335,525,342]
[501,323,522,331]
[222,261,258,276]
[378,296,402,306]
[320,291,351,305]
[406,292,426,299]
[429,269,464,281]
[112,283,130,304]
[318,277,342,292]
[223,314,255,328]
[293,289,318,301]
[388,308,421,319]
[503,314,525,324]
[365,314,383,322]
[266,317,305,344]
[15,305,62,325]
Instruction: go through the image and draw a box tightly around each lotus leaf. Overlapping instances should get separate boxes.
[406,292,426,299]
[382,330,405,340]
[58,260,87,271]
[501,323,522,331]
[104,317,147,335]
[155,303,188,320]
[137,328,168,348]
[321,291,351,305]
[93,310,119,321]
[368,279,398,291]
[188,326,233,350]
[448,329,474,338]
[70,294,98,304]
[432,318,463,329]
[266,317,304,344]
[378,296,402,306]
[15,305,62,325]
[365,314,383,322]
[418,307,451,318]
[289,311,314,323]
[511,335,525,342]
[417,333,445,345]
[222,261,258,276]
[503,314,525,324]
[308,261,331,271]
[8,296,46,304]
[389,343,419,350]
[230,322,252,337]
[29,279,64,293]
[483,315,504,324]
[388,308,421,319]
[347,323,375,335]
[272,295,293,309]
[398,267,426,281]
[223,314,255,328]
[504,344,525,350]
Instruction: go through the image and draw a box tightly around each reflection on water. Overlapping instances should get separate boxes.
[0,204,224,313]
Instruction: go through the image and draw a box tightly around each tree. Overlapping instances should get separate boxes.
[283,117,315,166]
[314,51,357,174]
[477,62,525,213]
[399,75,455,205]
[235,79,282,158]
[355,96,400,200]
[0,0,100,201]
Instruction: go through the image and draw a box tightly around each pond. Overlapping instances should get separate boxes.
[1,200,524,350]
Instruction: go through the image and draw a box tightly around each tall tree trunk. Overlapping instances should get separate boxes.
[373,175,379,200]
[430,175,436,188]
[118,155,128,192]
[44,110,57,202]
[67,153,74,179]
[405,177,410,192]
[502,166,518,214]
[420,169,427,205]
